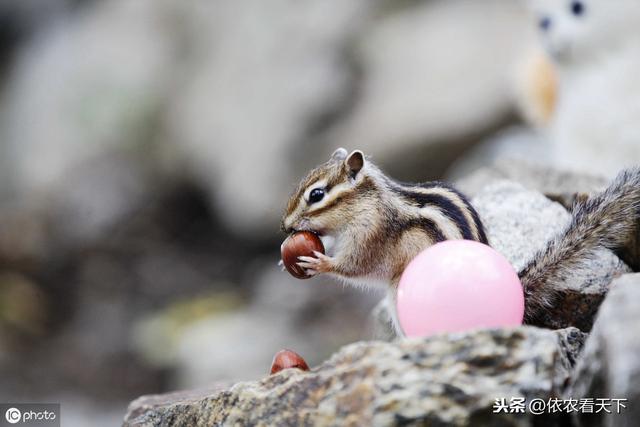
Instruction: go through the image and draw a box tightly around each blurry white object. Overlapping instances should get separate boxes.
[528,0,640,177]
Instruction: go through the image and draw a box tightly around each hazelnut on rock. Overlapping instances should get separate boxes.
[270,349,310,374]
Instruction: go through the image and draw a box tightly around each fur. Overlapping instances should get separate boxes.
[282,149,487,287]
[520,167,640,323]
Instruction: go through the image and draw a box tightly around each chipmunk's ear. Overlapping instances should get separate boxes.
[330,147,348,161]
[346,150,365,178]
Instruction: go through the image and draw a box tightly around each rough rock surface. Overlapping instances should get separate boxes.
[472,180,571,272]
[569,274,640,426]
[472,181,629,331]
[124,327,585,427]
[454,157,608,202]
[124,383,231,424]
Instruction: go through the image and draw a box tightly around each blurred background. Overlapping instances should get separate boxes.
[0,0,565,425]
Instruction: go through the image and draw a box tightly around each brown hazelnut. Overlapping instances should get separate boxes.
[281,231,325,279]
[270,349,310,375]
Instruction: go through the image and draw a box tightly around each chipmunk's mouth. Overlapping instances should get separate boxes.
[293,219,325,236]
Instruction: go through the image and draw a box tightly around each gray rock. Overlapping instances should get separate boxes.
[167,0,374,237]
[447,127,554,185]
[124,383,231,424]
[472,181,629,330]
[0,0,375,240]
[332,1,532,181]
[124,327,585,427]
[569,274,640,427]
[454,157,608,201]
[0,1,75,63]
[449,129,617,212]
[472,180,571,271]
[1,0,175,197]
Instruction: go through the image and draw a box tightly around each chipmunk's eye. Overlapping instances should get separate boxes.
[308,188,325,204]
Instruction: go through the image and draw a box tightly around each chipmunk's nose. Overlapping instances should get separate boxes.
[282,215,296,234]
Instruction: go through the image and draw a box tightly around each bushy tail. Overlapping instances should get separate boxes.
[519,168,640,324]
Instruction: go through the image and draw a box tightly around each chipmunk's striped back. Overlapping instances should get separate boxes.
[385,179,488,245]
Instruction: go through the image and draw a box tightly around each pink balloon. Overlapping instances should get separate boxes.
[397,240,524,337]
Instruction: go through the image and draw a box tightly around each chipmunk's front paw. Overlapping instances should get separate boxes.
[297,251,334,276]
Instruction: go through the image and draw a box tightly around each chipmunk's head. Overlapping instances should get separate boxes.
[281,148,378,236]
[529,0,640,65]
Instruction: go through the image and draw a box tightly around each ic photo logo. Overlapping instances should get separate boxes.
[5,408,21,424]
[1,404,59,426]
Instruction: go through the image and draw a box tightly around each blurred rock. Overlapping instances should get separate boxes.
[472,181,629,330]
[133,260,379,388]
[569,273,640,426]
[454,155,608,200]
[331,0,531,181]
[166,0,374,237]
[0,272,48,338]
[131,291,243,368]
[0,0,538,241]
[0,0,75,68]
[0,179,259,401]
[0,152,159,264]
[1,0,175,198]
[0,200,48,264]
[53,394,129,427]
[46,153,158,246]
[447,127,553,184]
[124,327,585,426]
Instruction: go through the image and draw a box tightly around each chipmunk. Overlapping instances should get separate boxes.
[281,148,640,333]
